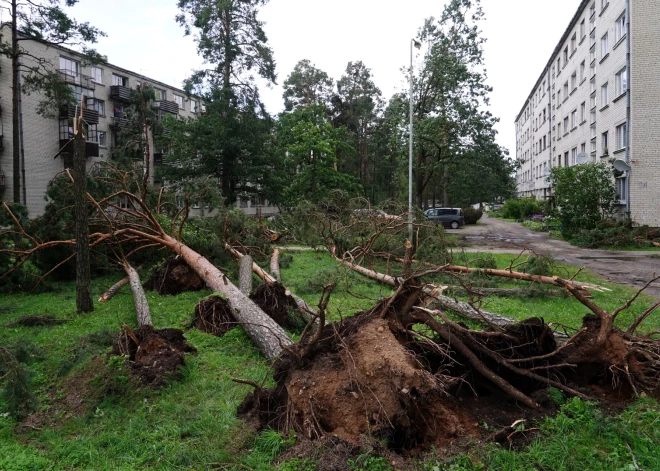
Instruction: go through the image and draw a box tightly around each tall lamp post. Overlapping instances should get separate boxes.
[409,38,421,243]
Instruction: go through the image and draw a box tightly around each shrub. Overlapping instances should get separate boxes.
[521,220,547,232]
[571,221,658,248]
[550,163,618,239]
[500,198,545,220]
[462,207,483,225]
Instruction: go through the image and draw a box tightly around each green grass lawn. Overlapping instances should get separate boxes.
[0,250,659,470]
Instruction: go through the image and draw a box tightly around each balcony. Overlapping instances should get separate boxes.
[58,70,95,90]
[152,100,179,115]
[111,116,129,129]
[60,102,99,125]
[110,85,131,103]
[58,139,99,160]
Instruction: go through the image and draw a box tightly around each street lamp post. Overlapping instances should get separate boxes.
[409,38,421,243]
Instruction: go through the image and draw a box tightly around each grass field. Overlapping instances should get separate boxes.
[0,250,659,470]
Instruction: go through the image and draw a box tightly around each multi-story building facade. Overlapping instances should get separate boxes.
[515,0,660,227]
[0,28,276,218]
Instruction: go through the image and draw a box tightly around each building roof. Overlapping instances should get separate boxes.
[9,25,198,99]
[515,0,592,122]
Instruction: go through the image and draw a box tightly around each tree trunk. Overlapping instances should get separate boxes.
[99,276,129,302]
[123,263,152,327]
[165,235,292,361]
[239,255,253,295]
[331,249,569,341]
[225,244,319,321]
[11,0,20,203]
[270,248,281,282]
[73,108,93,313]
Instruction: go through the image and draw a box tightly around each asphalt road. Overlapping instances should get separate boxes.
[446,215,660,300]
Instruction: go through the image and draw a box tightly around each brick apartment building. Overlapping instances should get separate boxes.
[0,28,277,218]
[514,0,660,227]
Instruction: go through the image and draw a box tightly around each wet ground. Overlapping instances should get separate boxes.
[446,215,660,299]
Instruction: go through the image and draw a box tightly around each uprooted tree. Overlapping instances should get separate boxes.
[2,168,660,453]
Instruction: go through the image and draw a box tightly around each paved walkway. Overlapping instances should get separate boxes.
[446,215,660,299]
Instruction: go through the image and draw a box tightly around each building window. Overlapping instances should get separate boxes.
[92,99,105,116]
[602,131,609,153]
[581,142,586,155]
[571,109,577,128]
[90,67,103,84]
[590,62,595,78]
[580,102,586,122]
[580,19,586,39]
[590,2,596,17]
[190,100,197,112]
[558,122,562,136]
[571,147,578,165]
[543,135,547,149]
[70,85,94,102]
[239,196,248,208]
[601,83,609,106]
[615,67,627,96]
[590,110,596,124]
[616,123,627,150]
[98,131,107,147]
[174,95,184,109]
[563,116,569,132]
[590,93,597,109]
[563,47,568,64]
[59,57,79,76]
[571,72,577,90]
[564,152,569,167]
[112,74,127,86]
[154,88,165,101]
[563,81,569,96]
[601,33,608,58]
[616,177,627,203]
[580,61,586,82]
[615,12,626,43]
[571,33,577,52]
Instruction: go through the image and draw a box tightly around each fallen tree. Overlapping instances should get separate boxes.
[330,246,524,330]
[1,187,292,362]
[237,272,660,453]
[372,252,607,293]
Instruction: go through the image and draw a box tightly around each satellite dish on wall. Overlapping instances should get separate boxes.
[576,152,589,164]
[612,159,631,172]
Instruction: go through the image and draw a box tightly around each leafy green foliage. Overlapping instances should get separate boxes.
[348,455,393,471]
[521,220,547,232]
[0,347,36,420]
[500,198,546,220]
[462,207,483,225]
[283,59,334,111]
[275,104,363,206]
[550,163,619,239]
[570,221,659,249]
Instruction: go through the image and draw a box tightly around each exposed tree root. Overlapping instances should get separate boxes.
[237,279,660,454]
[144,256,205,296]
[113,326,196,386]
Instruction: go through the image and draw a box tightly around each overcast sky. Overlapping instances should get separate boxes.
[65,0,582,154]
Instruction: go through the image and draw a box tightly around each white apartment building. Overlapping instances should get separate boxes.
[0,29,276,218]
[515,0,660,227]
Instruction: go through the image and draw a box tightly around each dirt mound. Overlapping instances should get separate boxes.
[192,296,236,336]
[240,311,476,451]
[238,278,660,459]
[249,282,307,331]
[113,326,196,386]
[145,257,205,295]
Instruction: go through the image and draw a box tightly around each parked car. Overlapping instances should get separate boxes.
[425,208,464,229]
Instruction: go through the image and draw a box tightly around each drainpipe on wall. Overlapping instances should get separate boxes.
[624,0,631,218]
[17,58,26,206]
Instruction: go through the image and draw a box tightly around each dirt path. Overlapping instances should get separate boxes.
[447,215,660,299]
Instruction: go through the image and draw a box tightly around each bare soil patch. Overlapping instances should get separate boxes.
[113,326,196,386]
[145,257,205,295]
